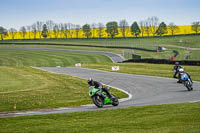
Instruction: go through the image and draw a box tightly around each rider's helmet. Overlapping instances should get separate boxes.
[179,68,184,73]
[175,62,179,65]
[88,78,93,85]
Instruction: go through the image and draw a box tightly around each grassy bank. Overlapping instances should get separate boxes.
[0,67,127,112]
[83,63,200,82]
[0,45,177,60]
[0,102,200,133]
[0,49,112,67]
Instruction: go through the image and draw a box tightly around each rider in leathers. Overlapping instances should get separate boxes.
[178,68,193,83]
[88,78,113,99]
[173,62,182,78]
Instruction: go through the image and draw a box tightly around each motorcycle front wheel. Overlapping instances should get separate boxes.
[92,95,104,108]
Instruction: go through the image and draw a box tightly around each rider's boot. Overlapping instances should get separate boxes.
[107,92,115,101]
[177,80,182,83]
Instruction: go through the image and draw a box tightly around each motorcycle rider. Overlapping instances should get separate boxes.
[88,78,114,99]
[173,62,182,78]
[177,68,193,83]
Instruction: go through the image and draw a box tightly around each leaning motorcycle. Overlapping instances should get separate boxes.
[180,73,193,91]
[89,86,119,108]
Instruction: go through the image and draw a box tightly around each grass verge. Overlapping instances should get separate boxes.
[83,63,200,82]
[0,102,200,133]
[0,67,127,112]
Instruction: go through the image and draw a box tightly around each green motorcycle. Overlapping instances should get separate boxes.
[89,86,119,108]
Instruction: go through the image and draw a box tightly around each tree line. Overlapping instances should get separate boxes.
[0,16,200,40]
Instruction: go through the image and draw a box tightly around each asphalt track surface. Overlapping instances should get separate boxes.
[0,47,125,63]
[1,67,200,118]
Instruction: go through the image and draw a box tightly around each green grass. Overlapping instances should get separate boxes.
[0,39,199,132]
[0,102,200,133]
[0,49,112,67]
[0,67,127,112]
[83,63,200,82]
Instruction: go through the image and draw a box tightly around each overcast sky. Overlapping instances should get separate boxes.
[1,0,200,30]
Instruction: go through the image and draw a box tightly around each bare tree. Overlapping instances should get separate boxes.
[46,20,55,38]
[19,26,26,39]
[26,26,32,39]
[144,19,151,37]
[31,23,37,39]
[168,22,179,36]
[119,19,129,38]
[139,20,145,37]
[91,23,97,38]
[56,23,64,38]
[97,22,105,38]
[53,24,60,39]
[46,20,54,30]
[59,23,65,38]
[149,16,159,37]
[62,23,69,38]
[58,24,62,38]
[36,21,43,39]
[67,23,75,38]
[9,28,17,40]
[75,24,81,39]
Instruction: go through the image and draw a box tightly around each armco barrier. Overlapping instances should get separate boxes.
[123,58,200,66]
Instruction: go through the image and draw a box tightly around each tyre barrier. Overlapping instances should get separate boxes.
[123,58,200,66]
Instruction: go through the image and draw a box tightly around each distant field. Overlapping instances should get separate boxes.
[1,35,200,60]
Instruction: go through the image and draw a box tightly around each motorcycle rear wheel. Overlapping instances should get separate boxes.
[185,81,192,91]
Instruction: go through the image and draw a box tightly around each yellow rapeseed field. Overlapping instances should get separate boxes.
[2,25,196,40]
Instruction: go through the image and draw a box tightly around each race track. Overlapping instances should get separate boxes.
[1,67,200,118]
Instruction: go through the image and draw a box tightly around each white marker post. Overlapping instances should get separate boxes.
[112,66,119,71]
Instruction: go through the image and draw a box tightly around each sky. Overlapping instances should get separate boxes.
[0,0,200,30]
